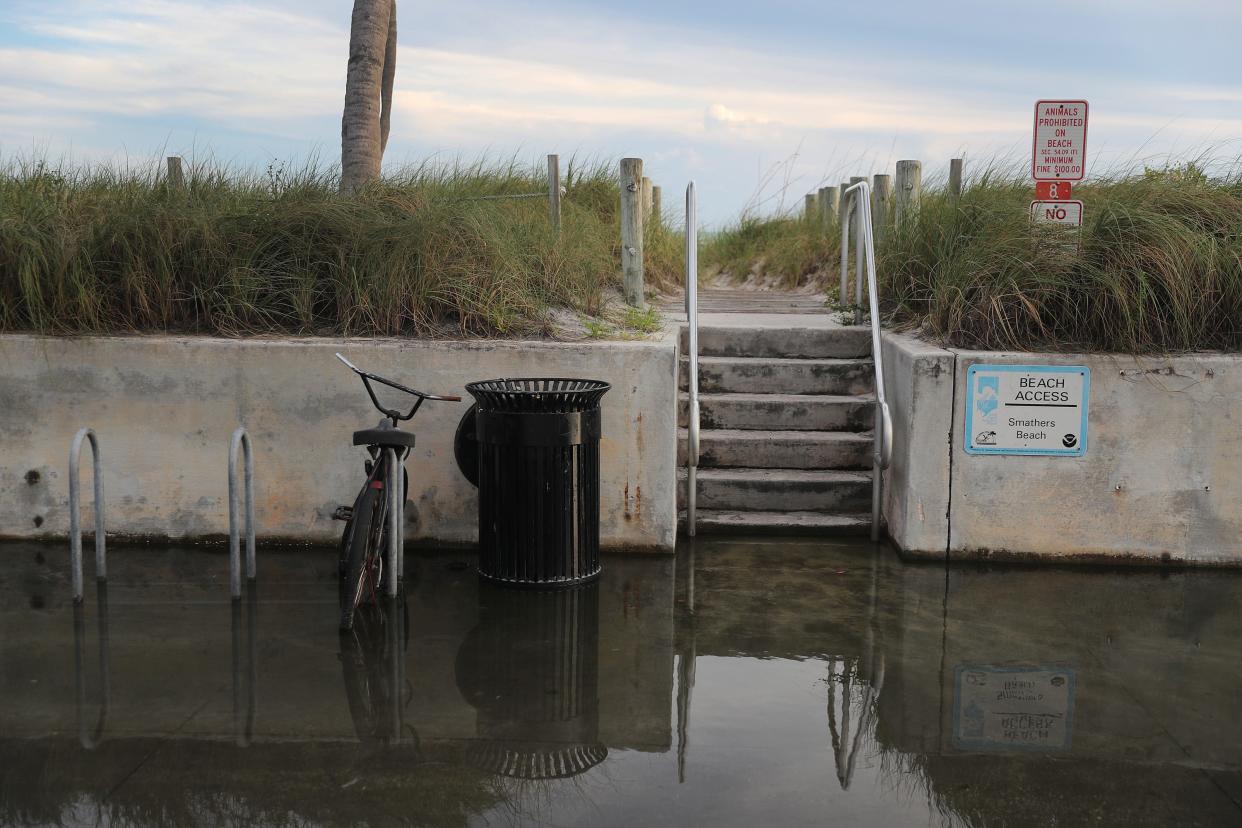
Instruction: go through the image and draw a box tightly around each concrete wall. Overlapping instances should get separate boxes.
[881,334,1242,565]
[949,350,1242,565]
[0,335,678,552]
[880,333,954,558]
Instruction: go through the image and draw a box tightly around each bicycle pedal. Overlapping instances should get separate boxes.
[332,506,354,522]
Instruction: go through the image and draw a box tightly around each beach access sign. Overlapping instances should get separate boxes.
[954,666,1075,751]
[965,364,1090,456]
[1032,100,1088,181]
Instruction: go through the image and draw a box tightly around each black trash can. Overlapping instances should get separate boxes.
[462,378,610,587]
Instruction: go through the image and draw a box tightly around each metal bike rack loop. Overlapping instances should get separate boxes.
[840,181,894,542]
[385,447,404,597]
[69,427,106,604]
[228,427,256,600]
[684,181,701,536]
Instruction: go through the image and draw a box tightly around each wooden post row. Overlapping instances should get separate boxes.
[948,157,964,199]
[895,160,922,226]
[818,186,839,233]
[871,174,892,243]
[167,156,185,189]
[620,158,645,308]
[547,154,561,231]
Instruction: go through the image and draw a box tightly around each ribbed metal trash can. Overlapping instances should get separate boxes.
[464,378,610,587]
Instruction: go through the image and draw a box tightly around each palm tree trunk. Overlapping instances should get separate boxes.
[340,0,397,195]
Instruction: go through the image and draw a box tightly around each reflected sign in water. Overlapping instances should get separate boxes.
[953,665,1075,751]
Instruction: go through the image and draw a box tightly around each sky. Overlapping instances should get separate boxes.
[2,0,1241,226]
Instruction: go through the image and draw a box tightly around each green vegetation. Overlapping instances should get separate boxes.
[0,156,679,338]
[704,163,1242,352]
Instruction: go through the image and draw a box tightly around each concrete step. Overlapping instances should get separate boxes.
[683,356,874,395]
[678,428,873,469]
[679,392,874,432]
[681,325,871,359]
[682,509,872,536]
[677,467,872,512]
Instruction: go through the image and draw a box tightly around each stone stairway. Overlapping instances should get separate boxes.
[675,295,876,535]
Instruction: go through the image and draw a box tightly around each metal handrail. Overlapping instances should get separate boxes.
[841,181,893,542]
[69,427,105,604]
[684,181,700,536]
[228,427,256,600]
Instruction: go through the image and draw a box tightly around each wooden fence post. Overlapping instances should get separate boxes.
[872,174,893,243]
[838,181,851,217]
[895,160,922,226]
[167,156,185,189]
[641,176,653,224]
[651,185,662,226]
[547,154,561,231]
[948,157,964,199]
[819,186,839,234]
[620,158,645,308]
[805,193,817,221]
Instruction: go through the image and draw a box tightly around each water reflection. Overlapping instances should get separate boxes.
[338,594,410,746]
[456,583,606,779]
[5,540,1241,826]
[231,589,258,747]
[72,580,110,749]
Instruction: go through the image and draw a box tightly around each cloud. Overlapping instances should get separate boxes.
[3,0,1241,224]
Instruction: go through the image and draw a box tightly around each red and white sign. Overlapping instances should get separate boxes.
[1035,180,1073,200]
[1032,100,1088,181]
[1030,199,1083,228]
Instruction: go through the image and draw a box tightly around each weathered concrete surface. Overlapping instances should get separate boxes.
[0,335,677,551]
[880,332,954,558]
[949,350,1242,565]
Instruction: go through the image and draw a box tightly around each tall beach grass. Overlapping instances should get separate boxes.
[703,161,1242,352]
[0,155,679,338]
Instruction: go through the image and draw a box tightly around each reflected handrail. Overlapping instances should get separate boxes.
[827,545,887,790]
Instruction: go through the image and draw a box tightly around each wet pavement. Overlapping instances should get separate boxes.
[2,538,1241,826]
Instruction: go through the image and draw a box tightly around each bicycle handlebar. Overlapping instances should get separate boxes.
[336,353,462,421]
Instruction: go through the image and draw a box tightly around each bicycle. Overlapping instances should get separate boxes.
[333,353,460,631]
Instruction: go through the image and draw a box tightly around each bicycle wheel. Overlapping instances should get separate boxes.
[339,484,387,631]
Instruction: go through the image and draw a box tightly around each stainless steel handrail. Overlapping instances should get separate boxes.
[684,182,700,536]
[69,427,105,604]
[228,427,256,600]
[841,181,893,542]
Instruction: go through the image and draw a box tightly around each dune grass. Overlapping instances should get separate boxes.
[0,155,679,338]
[703,162,1242,352]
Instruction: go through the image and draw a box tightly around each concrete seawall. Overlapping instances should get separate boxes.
[0,335,678,552]
[882,332,1242,565]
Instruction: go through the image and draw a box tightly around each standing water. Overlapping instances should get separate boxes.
[1,538,1239,826]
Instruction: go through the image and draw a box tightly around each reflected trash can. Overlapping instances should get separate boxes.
[460,378,610,587]
[455,582,606,778]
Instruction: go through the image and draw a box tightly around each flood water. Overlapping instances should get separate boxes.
[2,538,1241,827]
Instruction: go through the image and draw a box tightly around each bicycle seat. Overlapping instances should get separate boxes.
[353,428,416,449]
